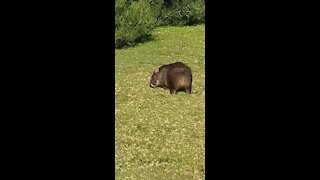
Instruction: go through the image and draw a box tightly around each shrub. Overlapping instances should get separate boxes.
[115,0,157,48]
[115,0,205,48]
[157,0,205,26]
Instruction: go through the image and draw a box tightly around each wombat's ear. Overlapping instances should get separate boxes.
[154,68,159,73]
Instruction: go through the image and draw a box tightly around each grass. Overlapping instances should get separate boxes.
[115,24,205,179]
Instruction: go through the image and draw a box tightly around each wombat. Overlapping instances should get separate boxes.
[150,62,192,95]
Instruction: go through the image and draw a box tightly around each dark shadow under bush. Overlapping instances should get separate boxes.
[116,34,155,49]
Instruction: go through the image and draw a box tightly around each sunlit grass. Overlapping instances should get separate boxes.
[115,25,205,179]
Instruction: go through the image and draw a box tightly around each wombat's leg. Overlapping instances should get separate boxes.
[186,88,192,94]
[170,89,177,95]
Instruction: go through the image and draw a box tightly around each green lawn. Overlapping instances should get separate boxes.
[115,25,205,179]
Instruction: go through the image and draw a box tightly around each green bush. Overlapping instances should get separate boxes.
[115,0,205,48]
[115,0,157,48]
[157,0,205,26]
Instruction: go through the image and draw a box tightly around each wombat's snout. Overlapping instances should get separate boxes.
[150,83,156,88]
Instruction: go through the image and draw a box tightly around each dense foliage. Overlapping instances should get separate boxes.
[156,0,205,26]
[115,0,205,48]
[115,0,157,48]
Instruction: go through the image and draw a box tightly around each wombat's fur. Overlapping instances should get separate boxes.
[150,62,192,95]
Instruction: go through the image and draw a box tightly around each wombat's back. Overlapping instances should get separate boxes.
[165,62,192,94]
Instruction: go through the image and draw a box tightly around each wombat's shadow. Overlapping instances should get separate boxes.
[150,87,198,96]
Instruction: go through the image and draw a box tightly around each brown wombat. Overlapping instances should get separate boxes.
[150,62,192,95]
